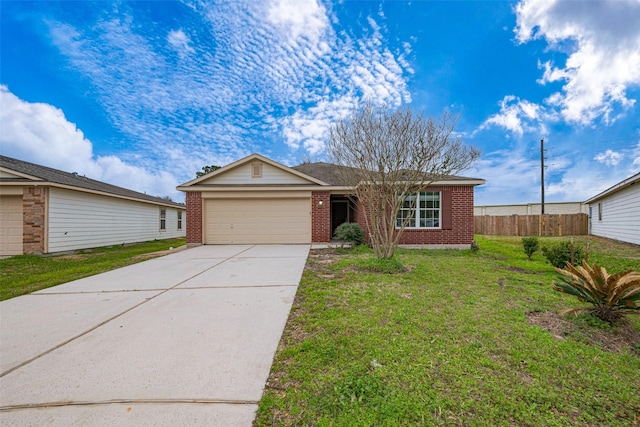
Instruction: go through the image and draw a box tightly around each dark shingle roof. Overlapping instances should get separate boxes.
[0,155,184,208]
[291,162,356,186]
[292,161,483,186]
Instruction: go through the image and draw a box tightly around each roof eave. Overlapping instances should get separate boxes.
[585,173,640,204]
[0,180,185,209]
[177,180,485,193]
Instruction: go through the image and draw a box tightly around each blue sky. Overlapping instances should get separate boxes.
[1,0,639,204]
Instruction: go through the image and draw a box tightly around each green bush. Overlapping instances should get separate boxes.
[542,240,584,268]
[553,261,640,324]
[522,236,539,259]
[333,222,365,246]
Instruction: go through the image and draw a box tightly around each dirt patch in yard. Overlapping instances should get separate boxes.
[527,311,640,356]
[304,248,346,278]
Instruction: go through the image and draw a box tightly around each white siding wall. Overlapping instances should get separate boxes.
[201,162,311,185]
[589,184,640,245]
[48,188,185,252]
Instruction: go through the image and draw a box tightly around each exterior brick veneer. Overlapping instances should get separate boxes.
[311,191,331,242]
[352,186,475,246]
[184,186,475,246]
[397,186,475,245]
[186,191,203,244]
[23,187,47,254]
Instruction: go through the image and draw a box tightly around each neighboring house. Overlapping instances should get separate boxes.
[177,153,484,247]
[0,155,186,256]
[474,202,588,216]
[585,172,640,246]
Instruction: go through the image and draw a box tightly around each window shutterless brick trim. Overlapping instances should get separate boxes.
[396,186,475,245]
[353,186,475,246]
[23,187,47,254]
[311,191,331,242]
[186,192,203,244]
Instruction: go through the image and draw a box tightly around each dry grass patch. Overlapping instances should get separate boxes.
[528,310,640,356]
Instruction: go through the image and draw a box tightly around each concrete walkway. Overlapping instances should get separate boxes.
[0,244,310,426]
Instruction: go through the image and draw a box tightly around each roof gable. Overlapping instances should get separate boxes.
[178,154,328,187]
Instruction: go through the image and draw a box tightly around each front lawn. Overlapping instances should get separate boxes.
[256,235,640,426]
[0,238,186,301]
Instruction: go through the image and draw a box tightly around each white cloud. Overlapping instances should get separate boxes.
[472,148,542,205]
[43,0,412,166]
[472,145,632,205]
[515,0,640,125]
[0,86,182,200]
[632,142,640,167]
[594,149,623,166]
[267,0,329,46]
[544,159,634,202]
[167,29,195,57]
[477,95,552,136]
[271,11,412,155]
[281,96,357,154]
[0,86,95,174]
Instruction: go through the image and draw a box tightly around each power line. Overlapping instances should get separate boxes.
[583,136,639,145]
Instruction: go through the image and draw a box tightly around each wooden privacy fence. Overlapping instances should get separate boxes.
[474,214,588,237]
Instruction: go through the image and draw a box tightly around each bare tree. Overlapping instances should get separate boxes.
[327,103,480,259]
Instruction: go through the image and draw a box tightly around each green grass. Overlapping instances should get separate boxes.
[256,235,640,426]
[0,238,186,300]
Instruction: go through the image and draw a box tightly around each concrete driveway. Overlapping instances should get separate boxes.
[0,244,310,426]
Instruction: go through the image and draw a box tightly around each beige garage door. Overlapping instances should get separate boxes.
[205,198,311,244]
[0,196,23,256]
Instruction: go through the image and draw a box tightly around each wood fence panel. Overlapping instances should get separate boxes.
[474,214,588,236]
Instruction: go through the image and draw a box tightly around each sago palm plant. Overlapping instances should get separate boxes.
[553,260,640,324]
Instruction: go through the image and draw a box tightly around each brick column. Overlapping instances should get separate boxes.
[311,191,331,242]
[23,187,47,254]
[186,191,203,245]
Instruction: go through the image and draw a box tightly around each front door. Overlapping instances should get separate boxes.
[331,200,349,237]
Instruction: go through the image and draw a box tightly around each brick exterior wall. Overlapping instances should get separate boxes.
[23,187,47,254]
[397,186,475,245]
[185,191,203,244]
[311,191,331,242]
[352,186,475,246]
[185,186,474,245]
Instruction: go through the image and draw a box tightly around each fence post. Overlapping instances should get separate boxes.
[558,214,562,237]
[538,214,542,236]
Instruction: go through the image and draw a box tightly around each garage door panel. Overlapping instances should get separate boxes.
[0,196,23,256]
[205,198,311,244]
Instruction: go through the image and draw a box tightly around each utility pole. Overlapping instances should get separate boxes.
[540,138,545,215]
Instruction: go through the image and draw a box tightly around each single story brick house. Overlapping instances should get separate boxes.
[177,153,484,247]
[585,172,640,246]
[0,155,186,256]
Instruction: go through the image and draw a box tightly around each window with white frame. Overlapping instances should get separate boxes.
[177,211,183,230]
[396,191,441,228]
[160,208,166,231]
